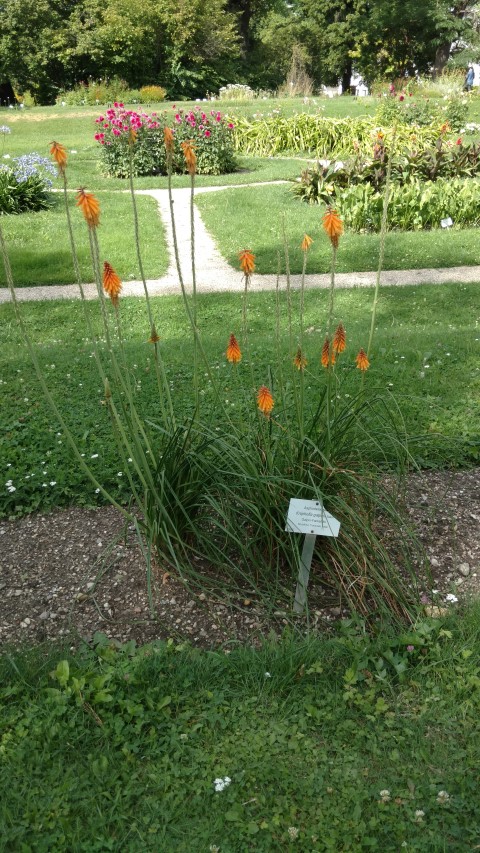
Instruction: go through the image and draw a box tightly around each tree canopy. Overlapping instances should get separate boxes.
[0,0,478,103]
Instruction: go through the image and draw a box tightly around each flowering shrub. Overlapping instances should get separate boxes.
[218,83,256,100]
[95,104,237,177]
[0,153,56,214]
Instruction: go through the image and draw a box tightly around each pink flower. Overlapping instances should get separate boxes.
[399,95,404,101]
[205,130,211,137]
[456,137,462,145]
[216,113,221,121]
[407,645,414,652]
[228,122,234,129]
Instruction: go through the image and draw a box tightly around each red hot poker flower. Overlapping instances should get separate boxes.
[333,322,346,354]
[293,347,307,370]
[226,334,242,364]
[322,208,343,249]
[102,262,122,304]
[257,385,274,416]
[50,141,67,174]
[356,348,370,371]
[76,188,100,229]
[239,249,255,276]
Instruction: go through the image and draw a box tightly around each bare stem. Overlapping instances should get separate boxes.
[367,128,396,358]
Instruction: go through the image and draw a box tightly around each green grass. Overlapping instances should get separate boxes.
[2,606,480,851]
[196,183,480,273]
[0,192,168,287]
[0,284,478,518]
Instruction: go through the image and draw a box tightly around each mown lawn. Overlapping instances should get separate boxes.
[0,283,478,518]
[0,191,168,287]
[196,183,480,274]
[2,606,480,851]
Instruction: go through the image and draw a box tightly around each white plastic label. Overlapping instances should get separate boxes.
[285,498,340,537]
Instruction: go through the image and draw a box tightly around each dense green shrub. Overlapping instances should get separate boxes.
[0,153,55,214]
[335,177,480,231]
[96,105,237,177]
[56,80,167,106]
[139,85,166,103]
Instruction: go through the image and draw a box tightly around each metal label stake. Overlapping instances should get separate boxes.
[285,498,341,615]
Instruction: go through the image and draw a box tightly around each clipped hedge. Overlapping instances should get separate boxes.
[335,177,480,231]
[231,114,442,158]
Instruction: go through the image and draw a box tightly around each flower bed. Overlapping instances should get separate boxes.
[95,104,237,177]
[230,114,441,158]
[336,177,480,231]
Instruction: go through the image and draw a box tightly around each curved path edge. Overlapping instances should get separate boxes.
[1,183,480,302]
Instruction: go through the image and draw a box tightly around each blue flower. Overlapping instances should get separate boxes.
[11,152,57,186]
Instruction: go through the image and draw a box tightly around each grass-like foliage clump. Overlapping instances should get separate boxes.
[0,132,430,623]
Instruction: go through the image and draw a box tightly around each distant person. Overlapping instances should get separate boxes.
[464,66,475,92]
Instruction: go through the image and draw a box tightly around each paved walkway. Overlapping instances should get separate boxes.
[1,182,480,303]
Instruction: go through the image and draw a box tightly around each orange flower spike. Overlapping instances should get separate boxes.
[102,262,122,304]
[180,140,196,176]
[50,141,68,174]
[76,188,100,229]
[164,126,174,155]
[226,333,242,364]
[333,322,346,354]
[301,234,313,252]
[293,347,307,370]
[356,348,370,372]
[321,337,331,368]
[257,385,274,416]
[128,127,137,146]
[239,249,255,276]
[322,207,343,249]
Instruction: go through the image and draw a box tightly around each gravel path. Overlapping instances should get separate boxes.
[1,468,479,648]
[2,182,480,303]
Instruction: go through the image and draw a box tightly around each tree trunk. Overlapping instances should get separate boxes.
[0,81,16,107]
[433,43,452,79]
[341,59,352,94]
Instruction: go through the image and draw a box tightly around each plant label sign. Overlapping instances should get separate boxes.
[286,499,340,614]
[285,498,340,537]
[440,216,453,228]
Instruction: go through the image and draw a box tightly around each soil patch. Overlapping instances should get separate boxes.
[1,468,479,650]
